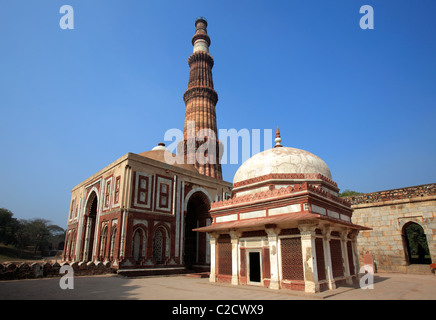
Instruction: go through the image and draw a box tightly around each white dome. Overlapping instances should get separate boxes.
[152,143,169,151]
[233,147,332,185]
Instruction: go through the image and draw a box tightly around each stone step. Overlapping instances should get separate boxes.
[185,272,210,278]
[405,264,434,275]
[117,266,187,278]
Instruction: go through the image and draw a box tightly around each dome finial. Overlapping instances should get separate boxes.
[152,142,168,151]
[274,126,283,148]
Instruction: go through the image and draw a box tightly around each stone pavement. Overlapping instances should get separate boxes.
[0,272,435,300]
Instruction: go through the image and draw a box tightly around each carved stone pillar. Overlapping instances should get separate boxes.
[265,226,281,290]
[229,231,241,285]
[299,224,319,293]
[322,226,336,290]
[340,229,353,285]
[349,229,360,279]
[209,232,218,283]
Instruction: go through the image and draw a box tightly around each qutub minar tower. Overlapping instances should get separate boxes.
[179,17,223,180]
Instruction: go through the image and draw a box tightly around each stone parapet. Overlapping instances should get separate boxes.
[345,183,436,206]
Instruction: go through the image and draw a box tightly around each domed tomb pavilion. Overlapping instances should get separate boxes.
[194,127,370,293]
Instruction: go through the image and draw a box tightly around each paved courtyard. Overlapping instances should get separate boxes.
[0,272,435,300]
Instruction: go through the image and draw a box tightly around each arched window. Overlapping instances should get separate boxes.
[64,233,70,261]
[153,227,169,264]
[69,230,76,260]
[403,222,432,265]
[132,228,146,265]
[109,227,117,260]
[99,225,108,260]
[153,229,163,263]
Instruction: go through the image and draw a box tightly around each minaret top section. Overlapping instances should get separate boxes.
[192,17,211,53]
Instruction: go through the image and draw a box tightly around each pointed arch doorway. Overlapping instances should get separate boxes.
[184,191,211,270]
[81,191,98,262]
[403,222,432,265]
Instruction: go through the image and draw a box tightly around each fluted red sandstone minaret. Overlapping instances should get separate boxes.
[179,17,223,180]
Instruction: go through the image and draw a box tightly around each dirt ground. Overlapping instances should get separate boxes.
[0,272,435,300]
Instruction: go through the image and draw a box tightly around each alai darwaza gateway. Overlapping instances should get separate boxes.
[195,128,370,293]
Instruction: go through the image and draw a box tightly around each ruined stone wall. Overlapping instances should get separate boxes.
[347,184,436,273]
[347,183,436,205]
[0,261,115,281]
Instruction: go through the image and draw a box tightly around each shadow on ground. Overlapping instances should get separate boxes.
[0,275,144,300]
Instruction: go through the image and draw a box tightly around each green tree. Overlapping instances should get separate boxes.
[339,189,362,197]
[0,209,65,257]
[27,219,52,254]
[47,224,65,250]
[24,219,64,254]
[0,208,20,245]
[405,223,429,255]
[15,219,32,257]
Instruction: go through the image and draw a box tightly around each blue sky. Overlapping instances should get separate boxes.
[0,0,435,228]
